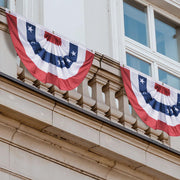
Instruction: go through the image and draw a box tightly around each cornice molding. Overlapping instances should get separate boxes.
[0,137,105,180]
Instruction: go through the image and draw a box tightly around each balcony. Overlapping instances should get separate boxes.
[0,7,180,180]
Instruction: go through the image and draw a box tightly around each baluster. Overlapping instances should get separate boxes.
[103,81,123,123]
[23,66,36,86]
[77,72,96,111]
[159,132,169,145]
[48,85,66,99]
[146,128,162,141]
[89,75,109,117]
[33,80,52,93]
[64,88,81,105]
[17,65,24,80]
[132,108,149,135]
[116,87,136,129]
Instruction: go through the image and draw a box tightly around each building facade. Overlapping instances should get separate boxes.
[0,0,180,179]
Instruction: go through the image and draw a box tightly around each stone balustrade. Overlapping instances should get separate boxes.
[0,7,169,146]
[16,52,169,145]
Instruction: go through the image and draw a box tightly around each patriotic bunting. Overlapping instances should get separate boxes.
[6,11,94,90]
[120,65,180,136]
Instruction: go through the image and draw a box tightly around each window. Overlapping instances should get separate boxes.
[158,69,180,90]
[123,0,149,46]
[119,0,180,90]
[0,0,7,7]
[126,53,151,76]
[155,13,180,62]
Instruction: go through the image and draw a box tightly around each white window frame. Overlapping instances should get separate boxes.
[6,0,15,11]
[110,0,180,83]
[9,0,44,25]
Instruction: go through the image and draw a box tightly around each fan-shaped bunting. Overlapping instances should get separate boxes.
[6,11,94,90]
[120,65,180,136]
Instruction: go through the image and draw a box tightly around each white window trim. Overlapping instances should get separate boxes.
[147,5,156,51]
[109,0,126,64]
[12,0,44,25]
[109,0,120,60]
[7,0,15,11]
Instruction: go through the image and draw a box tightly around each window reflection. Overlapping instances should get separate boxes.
[158,69,180,90]
[123,0,149,46]
[0,0,7,7]
[126,53,151,76]
[155,13,180,62]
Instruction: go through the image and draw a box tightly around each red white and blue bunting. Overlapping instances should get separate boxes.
[6,11,94,90]
[120,65,180,136]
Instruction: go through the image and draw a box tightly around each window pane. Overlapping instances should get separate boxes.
[159,69,180,90]
[0,0,7,7]
[126,53,151,76]
[123,0,149,46]
[155,13,180,62]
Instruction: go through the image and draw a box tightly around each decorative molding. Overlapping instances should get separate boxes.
[0,21,8,33]
[0,167,31,180]
[0,7,9,33]
[0,137,106,180]
[0,7,6,16]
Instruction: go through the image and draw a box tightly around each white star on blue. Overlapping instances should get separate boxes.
[71,51,76,56]
[28,26,33,33]
[140,78,145,84]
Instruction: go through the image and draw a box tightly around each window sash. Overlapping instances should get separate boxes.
[123,0,149,47]
[158,68,180,90]
[155,12,180,62]
[126,53,151,76]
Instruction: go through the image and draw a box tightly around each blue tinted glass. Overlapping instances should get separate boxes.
[0,0,6,7]
[158,69,180,90]
[126,53,151,76]
[123,0,148,46]
[155,15,179,62]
